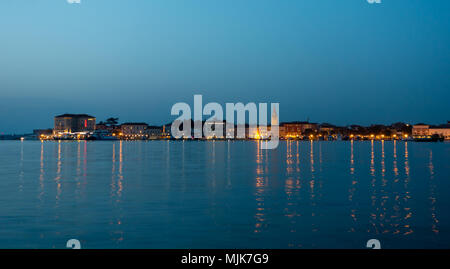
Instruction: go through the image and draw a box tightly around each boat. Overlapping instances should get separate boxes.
[92,130,118,141]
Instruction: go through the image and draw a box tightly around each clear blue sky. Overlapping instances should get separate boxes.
[0,0,449,133]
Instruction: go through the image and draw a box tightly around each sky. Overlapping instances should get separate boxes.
[0,0,449,133]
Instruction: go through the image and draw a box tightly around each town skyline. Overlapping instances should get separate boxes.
[2,112,449,142]
[1,1,449,133]
[1,108,450,135]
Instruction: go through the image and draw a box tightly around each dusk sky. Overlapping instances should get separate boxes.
[1,0,449,133]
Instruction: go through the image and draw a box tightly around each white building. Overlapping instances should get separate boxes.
[412,122,450,140]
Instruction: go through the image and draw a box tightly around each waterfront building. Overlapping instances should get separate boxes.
[429,122,450,140]
[162,124,171,138]
[278,125,286,138]
[412,124,431,138]
[280,122,301,138]
[319,123,336,135]
[54,114,96,135]
[203,120,225,139]
[145,126,163,139]
[246,124,260,139]
[234,124,259,139]
[280,121,318,138]
[258,125,271,139]
[225,123,236,139]
[412,122,450,140]
[390,122,412,134]
[121,123,148,137]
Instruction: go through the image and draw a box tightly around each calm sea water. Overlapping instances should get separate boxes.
[0,140,448,249]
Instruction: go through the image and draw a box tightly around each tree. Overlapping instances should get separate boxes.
[106,117,119,126]
[303,128,317,137]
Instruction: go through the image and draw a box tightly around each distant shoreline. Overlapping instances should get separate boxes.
[1,138,448,143]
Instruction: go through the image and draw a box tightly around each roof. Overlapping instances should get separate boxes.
[55,114,95,118]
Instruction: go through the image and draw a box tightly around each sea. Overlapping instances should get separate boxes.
[0,140,448,249]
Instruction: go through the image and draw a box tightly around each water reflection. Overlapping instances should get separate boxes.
[429,150,439,234]
[118,140,123,198]
[77,142,81,188]
[166,140,171,189]
[393,140,399,179]
[403,142,413,236]
[285,140,293,175]
[111,143,116,198]
[381,140,386,185]
[39,141,45,202]
[182,140,185,191]
[2,140,447,248]
[348,140,358,232]
[309,141,315,199]
[55,141,62,203]
[309,141,318,236]
[211,141,216,190]
[370,140,375,177]
[310,140,315,175]
[227,141,231,188]
[379,141,388,234]
[404,142,410,178]
[19,140,24,192]
[368,141,415,236]
[350,140,355,175]
[254,141,266,234]
[317,143,323,197]
[369,140,378,233]
[110,141,124,244]
[110,141,123,200]
[284,141,302,248]
[391,141,401,234]
[83,141,87,182]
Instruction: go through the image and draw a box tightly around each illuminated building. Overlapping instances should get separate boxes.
[54,114,96,135]
[280,121,318,138]
[412,122,450,140]
[145,126,163,139]
[203,121,225,139]
[412,123,430,138]
[120,123,148,136]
